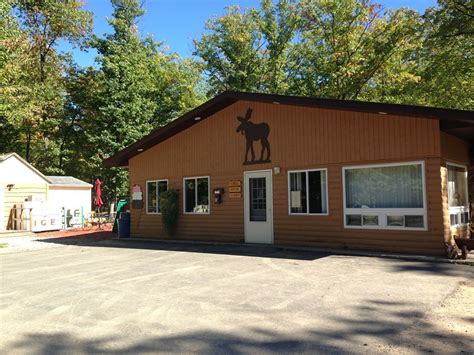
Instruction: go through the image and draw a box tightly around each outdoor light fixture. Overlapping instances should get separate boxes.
[137,148,144,152]
[273,167,281,175]
[194,116,201,121]
[272,101,280,105]
[378,111,388,115]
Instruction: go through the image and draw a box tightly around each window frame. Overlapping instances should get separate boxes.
[342,161,427,231]
[145,179,168,215]
[446,162,469,227]
[287,168,329,216]
[183,176,211,215]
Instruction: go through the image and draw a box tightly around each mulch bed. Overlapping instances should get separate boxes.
[34,224,115,241]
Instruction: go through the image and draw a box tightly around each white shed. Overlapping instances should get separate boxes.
[0,152,92,231]
[47,176,93,225]
[0,153,50,231]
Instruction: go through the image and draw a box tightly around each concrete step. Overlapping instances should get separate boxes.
[0,230,35,238]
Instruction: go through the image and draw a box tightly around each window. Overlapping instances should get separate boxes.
[447,163,469,226]
[146,180,168,214]
[249,177,267,221]
[343,162,426,229]
[288,169,327,215]
[184,177,209,214]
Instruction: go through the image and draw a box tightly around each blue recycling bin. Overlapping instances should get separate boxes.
[118,212,131,238]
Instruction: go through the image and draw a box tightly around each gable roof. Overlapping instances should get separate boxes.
[0,152,52,183]
[0,153,92,188]
[104,91,474,167]
[47,176,92,188]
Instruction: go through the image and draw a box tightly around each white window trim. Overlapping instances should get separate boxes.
[287,168,329,216]
[447,162,469,227]
[342,161,428,231]
[146,179,168,215]
[183,176,210,215]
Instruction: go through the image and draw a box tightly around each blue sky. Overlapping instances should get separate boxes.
[59,0,437,67]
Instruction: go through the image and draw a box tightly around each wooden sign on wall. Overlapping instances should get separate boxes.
[229,180,242,198]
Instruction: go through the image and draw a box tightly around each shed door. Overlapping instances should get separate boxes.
[244,170,273,244]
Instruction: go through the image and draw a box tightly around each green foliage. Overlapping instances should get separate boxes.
[75,0,204,202]
[293,1,421,100]
[194,1,299,95]
[160,189,179,236]
[1,0,472,210]
[0,0,93,170]
[413,0,473,110]
[194,0,472,109]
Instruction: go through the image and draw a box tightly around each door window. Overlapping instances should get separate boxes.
[249,177,266,222]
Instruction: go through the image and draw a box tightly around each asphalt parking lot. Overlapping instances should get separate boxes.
[0,237,473,354]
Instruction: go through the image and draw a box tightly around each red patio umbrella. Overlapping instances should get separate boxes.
[95,178,103,210]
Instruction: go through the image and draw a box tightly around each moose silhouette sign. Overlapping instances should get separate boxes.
[236,108,271,165]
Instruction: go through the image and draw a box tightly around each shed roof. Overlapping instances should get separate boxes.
[0,152,92,188]
[47,176,92,188]
[0,152,52,183]
[104,91,474,167]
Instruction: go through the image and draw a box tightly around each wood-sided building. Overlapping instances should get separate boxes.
[105,92,474,256]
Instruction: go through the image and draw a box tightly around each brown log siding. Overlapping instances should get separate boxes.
[129,100,466,256]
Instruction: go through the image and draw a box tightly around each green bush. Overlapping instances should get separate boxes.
[160,189,179,236]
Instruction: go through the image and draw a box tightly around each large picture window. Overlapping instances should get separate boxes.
[447,163,469,226]
[288,169,328,215]
[184,177,209,214]
[343,162,426,229]
[146,180,168,214]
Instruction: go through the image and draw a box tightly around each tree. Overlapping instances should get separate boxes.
[77,0,203,202]
[194,0,423,102]
[291,0,421,100]
[0,0,92,172]
[194,0,299,95]
[412,0,474,110]
[0,0,29,155]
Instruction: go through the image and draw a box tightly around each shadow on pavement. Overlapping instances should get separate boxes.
[389,261,473,277]
[36,233,331,261]
[36,232,474,271]
[5,298,472,354]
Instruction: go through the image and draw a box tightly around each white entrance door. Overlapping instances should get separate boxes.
[244,170,273,244]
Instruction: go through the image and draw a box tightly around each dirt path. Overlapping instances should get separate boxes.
[383,279,474,353]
